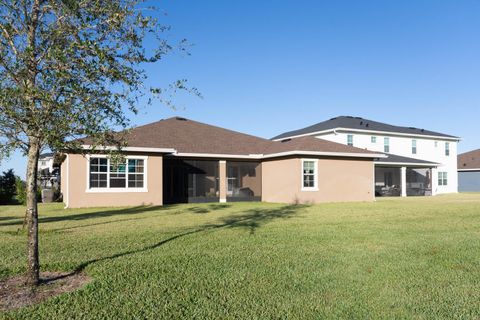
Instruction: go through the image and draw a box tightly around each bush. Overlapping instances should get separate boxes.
[0,169,17,204]
[15,176,26,205]
[15,177,43,205]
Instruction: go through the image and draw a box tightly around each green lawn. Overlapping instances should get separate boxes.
[1,194,480,319]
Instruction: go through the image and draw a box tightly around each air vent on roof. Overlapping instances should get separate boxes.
[175,117,187,121]
[346,116,354,118]
[355,117,362,119]
[281,138,292,143]
[360,121,363,125]
[366,123,369,127]
[421,129,425,132]
[408,127,416,130]
[330,117,337,120]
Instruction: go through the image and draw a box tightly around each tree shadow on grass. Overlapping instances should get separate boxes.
[0,205,179,227]
[48,204,308,282]
[187,203,232,214]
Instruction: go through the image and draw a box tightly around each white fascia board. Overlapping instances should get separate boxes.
[273,128,460,142]
[458,168,480,172]
[263,150,386,159]
[81,145,176,154]
[81,146,385,160]
[374,161,438,167]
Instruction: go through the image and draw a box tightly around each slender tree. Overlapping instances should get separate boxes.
[0,0,193,286]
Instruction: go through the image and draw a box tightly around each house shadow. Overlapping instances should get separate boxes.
[47,203,308,283]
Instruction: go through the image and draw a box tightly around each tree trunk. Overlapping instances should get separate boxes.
[25,138,40,286]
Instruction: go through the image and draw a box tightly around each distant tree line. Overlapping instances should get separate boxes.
[0,169,30,205]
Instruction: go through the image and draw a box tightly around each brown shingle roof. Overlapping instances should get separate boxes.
[458,149,480,170]
[265,136,373,155]
[81,117,381,158]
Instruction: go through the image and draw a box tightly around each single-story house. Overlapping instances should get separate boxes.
[61,117,386,208]
[458,149,480,192]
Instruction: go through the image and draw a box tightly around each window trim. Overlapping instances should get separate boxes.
[86,155,148,193]
[438,171,448,186]
[347,134,354,146]
[301,159,318,191]
[384,137,390,153]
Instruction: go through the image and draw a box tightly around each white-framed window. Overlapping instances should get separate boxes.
[434,141,438,148]
[87,155,147,192]
[371,136,377,143]
[412,139,417,155]
[384,137,390,153]
[438,172,448,186]
[302,159,318,191]
[347,134,354,146]
[445,142,450,156]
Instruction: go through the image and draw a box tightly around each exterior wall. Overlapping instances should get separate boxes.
[458,171,480,192]
[64,153,163,208]
[38,157,54,172]
[317,131,458,194]
[262,157,374,204]
[60,157,68,205]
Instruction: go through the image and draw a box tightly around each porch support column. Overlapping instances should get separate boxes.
[431,167,438,196]
[401,166,407,197]
[219,160,227,203]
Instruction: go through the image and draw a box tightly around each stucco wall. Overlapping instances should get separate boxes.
[64,153,163,208]
[262,157,374,204]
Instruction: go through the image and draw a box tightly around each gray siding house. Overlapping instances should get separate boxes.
[458,149,480,192]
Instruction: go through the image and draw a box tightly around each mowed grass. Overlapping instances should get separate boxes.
[1,194,480,319]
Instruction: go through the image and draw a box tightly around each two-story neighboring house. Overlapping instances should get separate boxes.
[272,116,460,197]
[38,152,60,188]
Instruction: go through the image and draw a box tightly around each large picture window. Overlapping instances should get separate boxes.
[302,159,318,190]
[88,156,146,191]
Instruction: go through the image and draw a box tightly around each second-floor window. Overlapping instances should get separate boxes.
[347,134,354,146]
[445,142,450,156]
[384,137,390,153]
[371,136,377,143]
[412,140,417,154]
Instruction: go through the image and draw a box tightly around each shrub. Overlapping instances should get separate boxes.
[0,169,17,204]
[15,176,26,205]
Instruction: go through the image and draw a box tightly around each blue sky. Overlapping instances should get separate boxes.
[2,0,480,178]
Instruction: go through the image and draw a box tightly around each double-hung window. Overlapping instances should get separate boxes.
[347,134,354,146]
[89,158,108,188]
[88,156,146,191]
[412,140,417,155]
[302,159,318,191]
[438,172,448,186]
[445,142,450,156]
[384,137,390,153]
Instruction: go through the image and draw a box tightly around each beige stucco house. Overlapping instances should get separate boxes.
[61,117,385,208]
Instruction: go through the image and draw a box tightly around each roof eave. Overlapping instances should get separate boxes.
[273,127,460,141]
